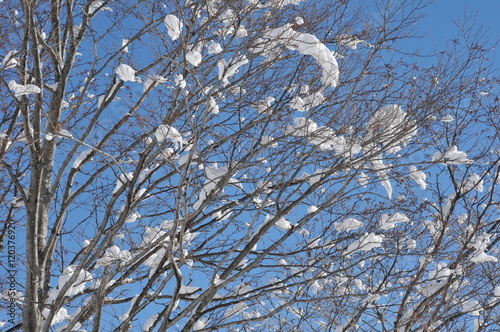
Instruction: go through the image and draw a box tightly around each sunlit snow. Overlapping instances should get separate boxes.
[96,245,131,267]
[469,233,498,264]
[274,215,292,231]
[263,24,339,88]
[365,105,417,154]
[115,64,136,82]
[88,1,112,14]
[8,80,41,96]
[441,114,454,122]
[460,173,483,193]
[124,211,140,223]
[380,212,410,230]
[72,149,93,169]
[207,42,223,54]
[372,158,392,199]
[345,233,384,254]
[164,14,183,41]
[224,302,248,318]
[334,218,363,232]
[336,34,367,49]
[428,262,453,279]
[121,39,129,52]
[193,318,208,330]
[186,51,202,66]
[208,96,219,115]
[2,50,18,69]
[42,307,68,326]
[432,145,472,165]
[409,166,427,189]
[46,266,93,303]
[462,300,482,316]
[307,205,318,213]
[113,172,134,194]
[174,74,186,89]
[155,124,184,148]
[217,55,248,86]
[267,0,302,9]
[194,163,231,210]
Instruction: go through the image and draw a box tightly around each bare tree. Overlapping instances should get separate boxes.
[0,0,499,331]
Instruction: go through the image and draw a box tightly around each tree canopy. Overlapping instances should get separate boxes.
[1,0,500,331]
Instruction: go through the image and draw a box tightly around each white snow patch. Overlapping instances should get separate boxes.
[155,124,184,148]
[470,251,497,264]
[263,24,339,88]
[311,280,322,294]
[143,314,158,331]
[8,80,41,96]
[409,166,427,189]
[307,205,318,214]
[115,64,136,82]
[357,172,369,187]
[88,1,112,14]
[289,92,324,112]
[441,115,454,122]
[42,307,68,326]
[365,105,417,154]
[336,34,367,49]
[307,237,321,248]
[207,42,223,54]
[96,245,132,267]
[213,274,224,286]
[113,172,134,194]
[46,266,93,303]
[164,14,183,41]
[372,158,392,199]
[193,318,208,330]
[186,51,202,66]
[2,50,18,69]
[469,233,498,264]
[125,211,141,223]
[334,218,363,232]
[253,96,275,114]
[224,302,248,318]
[207,96,219,115]
[275,216,292,231]
[261,135,277,147]
[267,0,302,9]
[462,300,482,316]
[428,262,453,279]
[460,173,483,193]
[122,39,129,52]
[286,117,360,155]
[193,164,229,210]
[494,286,500,297]
[72,149,93,169]
[217,55,248,86]
[380,212,409,230]
[345,233,384,254]
[179,285,201,295]
[432,145,472,165]
[174,74,186,89]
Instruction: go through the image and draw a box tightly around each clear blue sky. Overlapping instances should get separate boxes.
[424,0,499,58]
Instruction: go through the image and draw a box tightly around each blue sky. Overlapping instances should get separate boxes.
[424,0,499,57]
[1,1,498,330]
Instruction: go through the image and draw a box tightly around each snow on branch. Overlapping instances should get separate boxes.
[260,24,339,88]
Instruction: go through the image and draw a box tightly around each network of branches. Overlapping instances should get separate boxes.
[0,0,500,331]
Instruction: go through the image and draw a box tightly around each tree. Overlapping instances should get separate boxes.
[1,0,499,330]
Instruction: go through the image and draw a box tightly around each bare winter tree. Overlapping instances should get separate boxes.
[1,0,500,331]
